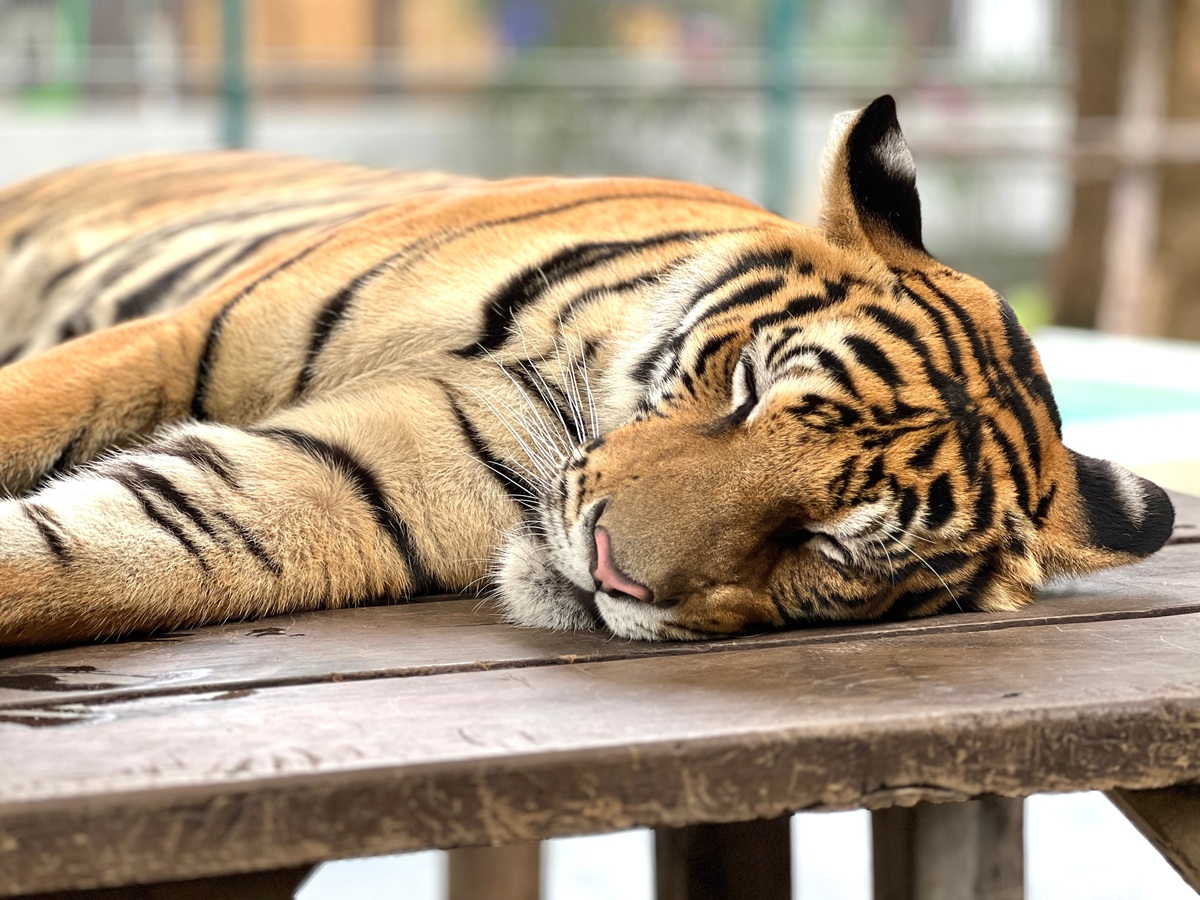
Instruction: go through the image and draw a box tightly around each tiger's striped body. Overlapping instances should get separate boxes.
[0,97,1174,647]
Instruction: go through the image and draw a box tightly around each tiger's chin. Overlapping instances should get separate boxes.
[494,529,602,633]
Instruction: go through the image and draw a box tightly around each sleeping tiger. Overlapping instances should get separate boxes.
[0,95,1175,648]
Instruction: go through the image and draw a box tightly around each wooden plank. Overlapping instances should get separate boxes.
[872,798,1024,900]
[655,816,791,900]
[1107,786,1200,891]
[447,843,540,900]
[5,612,1200,894]
[2,536,1198,715]
[20,866,313,899]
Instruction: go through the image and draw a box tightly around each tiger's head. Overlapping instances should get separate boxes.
[498,95,1175,641]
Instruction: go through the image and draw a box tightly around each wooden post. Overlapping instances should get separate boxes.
[27,866,314,900]
[872,798,1024,900]
[655,815,791,900]
[1108,786,1200,892]
[448,843,541,900]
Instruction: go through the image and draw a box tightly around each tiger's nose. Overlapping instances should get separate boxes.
[592,525,655,603]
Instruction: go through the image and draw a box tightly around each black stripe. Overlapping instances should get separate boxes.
[117,463,223,543]
[827,456,858,509]
[560,274,654,320]
[1000,297,1061,436]
[763,325,803,366]
[630,332,684,385]
[897,486,920,531]
[0,344,24,366]
[907,431,947,470]
[21,503,71,563]
[46,428,87,479]
[296,280,359,397]
[58,180,388,302]
[153,434,240,490]
[894,548,974,582]
[689,275,786,327]
[681,247,805,314]
[691,330,740,379]
[984,419,1033,516]
[213,510,283,576]
[843,335,904,387]
[191,230,345,420]
[255,427,440,594]
[886,585,956,619]
[112,245,227,324]
[192,300,237,421]
[1033,482,1057,526]
[198,223,316,290]
[40,261,82,299]
[442,389,539,509]
[973,468,997,532]
[770,344,860,398]
[924,473,955,530]
[862,455,886,491]
[453,230,707,359]
[109,469,209,568]
[748,290,844,332]
[908,273,1046,477]
[896,279,965,379]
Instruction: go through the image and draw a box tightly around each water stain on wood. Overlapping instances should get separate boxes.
[0,666,138,693]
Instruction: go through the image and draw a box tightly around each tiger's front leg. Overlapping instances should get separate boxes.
[0,380,516,647]
[0,314,203,494]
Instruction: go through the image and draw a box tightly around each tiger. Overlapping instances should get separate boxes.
[0,95,1175,648]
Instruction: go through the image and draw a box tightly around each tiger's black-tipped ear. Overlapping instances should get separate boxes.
[1041,449,1175,575]
[820,94,927,259]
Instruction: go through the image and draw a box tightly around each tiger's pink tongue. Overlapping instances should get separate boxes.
[592,526,654,603]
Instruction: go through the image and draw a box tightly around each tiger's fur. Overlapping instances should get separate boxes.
[0,96,1174,647]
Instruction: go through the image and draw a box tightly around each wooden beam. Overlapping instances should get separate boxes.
[23,866,313,900]
[655,815,791,900]
[872,798,1024,900]
[448,843,540,900]
[1108,786,1200,891]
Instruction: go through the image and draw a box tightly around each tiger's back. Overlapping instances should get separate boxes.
[0,152,471,363]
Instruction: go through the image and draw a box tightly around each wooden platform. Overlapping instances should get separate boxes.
[1,493,1198,897]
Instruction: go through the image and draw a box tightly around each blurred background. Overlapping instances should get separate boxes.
[2,0,1199,897]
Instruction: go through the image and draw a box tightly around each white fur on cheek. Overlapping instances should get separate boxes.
[495,529,597,632]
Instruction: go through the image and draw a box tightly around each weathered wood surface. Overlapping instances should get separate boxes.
[1108,786,1200,892]
[655,816,791,900]
[0,490,1195,895]
[5,609,1200,894]
[873,798,1024,900]
[1,490,1196,715]
[20,867,313,900]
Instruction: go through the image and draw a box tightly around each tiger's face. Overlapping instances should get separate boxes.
[498,95,1174,640]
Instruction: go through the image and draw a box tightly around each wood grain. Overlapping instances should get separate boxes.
[19,866,313,900]
[3,537,1199,715]
[1107,786,1200,891]
[5,610,1200,894]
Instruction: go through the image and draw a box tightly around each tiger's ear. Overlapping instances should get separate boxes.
[819,94,928,265]
[1037,448,1175,576]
